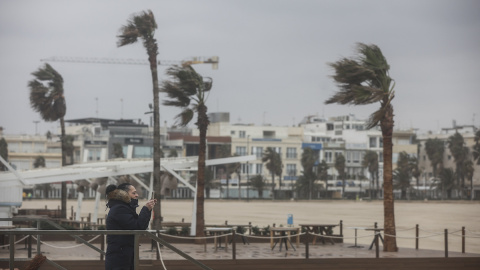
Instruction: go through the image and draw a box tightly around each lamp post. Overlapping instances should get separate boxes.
[246,135,250,202]
[144,103,153,127]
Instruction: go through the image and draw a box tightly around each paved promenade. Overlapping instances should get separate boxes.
[2,239,479,262]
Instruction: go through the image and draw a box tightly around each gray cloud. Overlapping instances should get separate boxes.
[1,0,479,135]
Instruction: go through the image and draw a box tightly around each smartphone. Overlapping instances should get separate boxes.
[151,191,155,200]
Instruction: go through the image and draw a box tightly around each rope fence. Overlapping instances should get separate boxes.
[2,218,479,270]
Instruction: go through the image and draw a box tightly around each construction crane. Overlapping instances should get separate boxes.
[40,56,219,70]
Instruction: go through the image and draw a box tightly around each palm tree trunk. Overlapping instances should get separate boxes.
[60,117,67,219]
[271,174,275,200]
[149,46,162,230]
[226,177,230,199]
[381,106,398,252]
[195,104,208,243]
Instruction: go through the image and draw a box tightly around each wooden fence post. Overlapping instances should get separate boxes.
[305,230,309,259]
[232,230,236,260]
[444,229,448,258]
[462,226,465,253]
[340,220,343,237]
[415,224,419,250]
[100,234,105,261]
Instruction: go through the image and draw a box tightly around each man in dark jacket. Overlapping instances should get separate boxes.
[105,183,156,270]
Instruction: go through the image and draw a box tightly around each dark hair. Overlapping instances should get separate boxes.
[117,183,133,193]
[105,184,117,196]
[105,183,133,197]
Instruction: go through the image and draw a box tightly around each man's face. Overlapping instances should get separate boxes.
[127,185,138,199]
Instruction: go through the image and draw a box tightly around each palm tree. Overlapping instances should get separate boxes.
[334,154,346,197]
[64,135,74,165]
[0,138,8,171]
[168,149,178,158]
[301,147,317,199]
[162,65,213,241]
[33,156,46,168]
[362,150,379,199]
[262,147,282,200]
[463,160,474,200]
[117,10,162,228]
[215,145,231,197]
[473,130,480,165]
[393,152,411,199]
[46,131,53,141]
[432,168,456,199]
[112,143,124,158]
[29,63,68,218]
[250,174,266,198]
[225,154,241,199]
[317,159,329,198]
[325,43,397,251]
[295,175,311,199]
[33,156,50,198]
[424,138,445,179]
[448,132,469,198]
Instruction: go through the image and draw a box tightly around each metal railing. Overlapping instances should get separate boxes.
[0,217,212,270]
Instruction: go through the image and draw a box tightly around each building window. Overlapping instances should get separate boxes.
[88,148,103,161]
[369,137,377,148]
[286,164,297,176]
[239,130,246,138]
[33,142,45,153]
[236,146,246,156]
[231,130,236,135]
[263,130,275,138]
[379,138,383,148]
[255,163,263,174]
[133,146,153,158]
[327,123,334,130]
[393,153,399,163]
[353,151,360,163]
[243,163,252,175]
[286,147,297,159]
[325,151,333,163]
[46,160,61,168]
[252,147,263,158]
[8,142,20,153]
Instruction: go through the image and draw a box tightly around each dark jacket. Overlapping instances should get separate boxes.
[105,189,151,270]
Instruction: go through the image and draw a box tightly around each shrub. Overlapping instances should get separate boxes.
[236,226,245,234]
[166,227,178,235]
[180,226,190,236]
[262,225,270,236]
[252,225,261,235]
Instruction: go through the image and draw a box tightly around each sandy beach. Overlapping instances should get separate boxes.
[17,199,480,254]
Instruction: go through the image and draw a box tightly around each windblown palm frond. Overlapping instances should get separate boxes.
[162,65,212,127]
[117,10,157,47]
[326,43,395,129]
[28,64,66,122]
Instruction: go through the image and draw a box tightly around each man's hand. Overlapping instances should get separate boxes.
[145,199,157,211]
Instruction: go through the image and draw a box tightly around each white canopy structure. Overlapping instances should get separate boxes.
[0,155,256,229]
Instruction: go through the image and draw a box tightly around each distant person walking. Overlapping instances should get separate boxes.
[105,183,156,270]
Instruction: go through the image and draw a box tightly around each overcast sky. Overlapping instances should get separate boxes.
[1,0,479,136]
